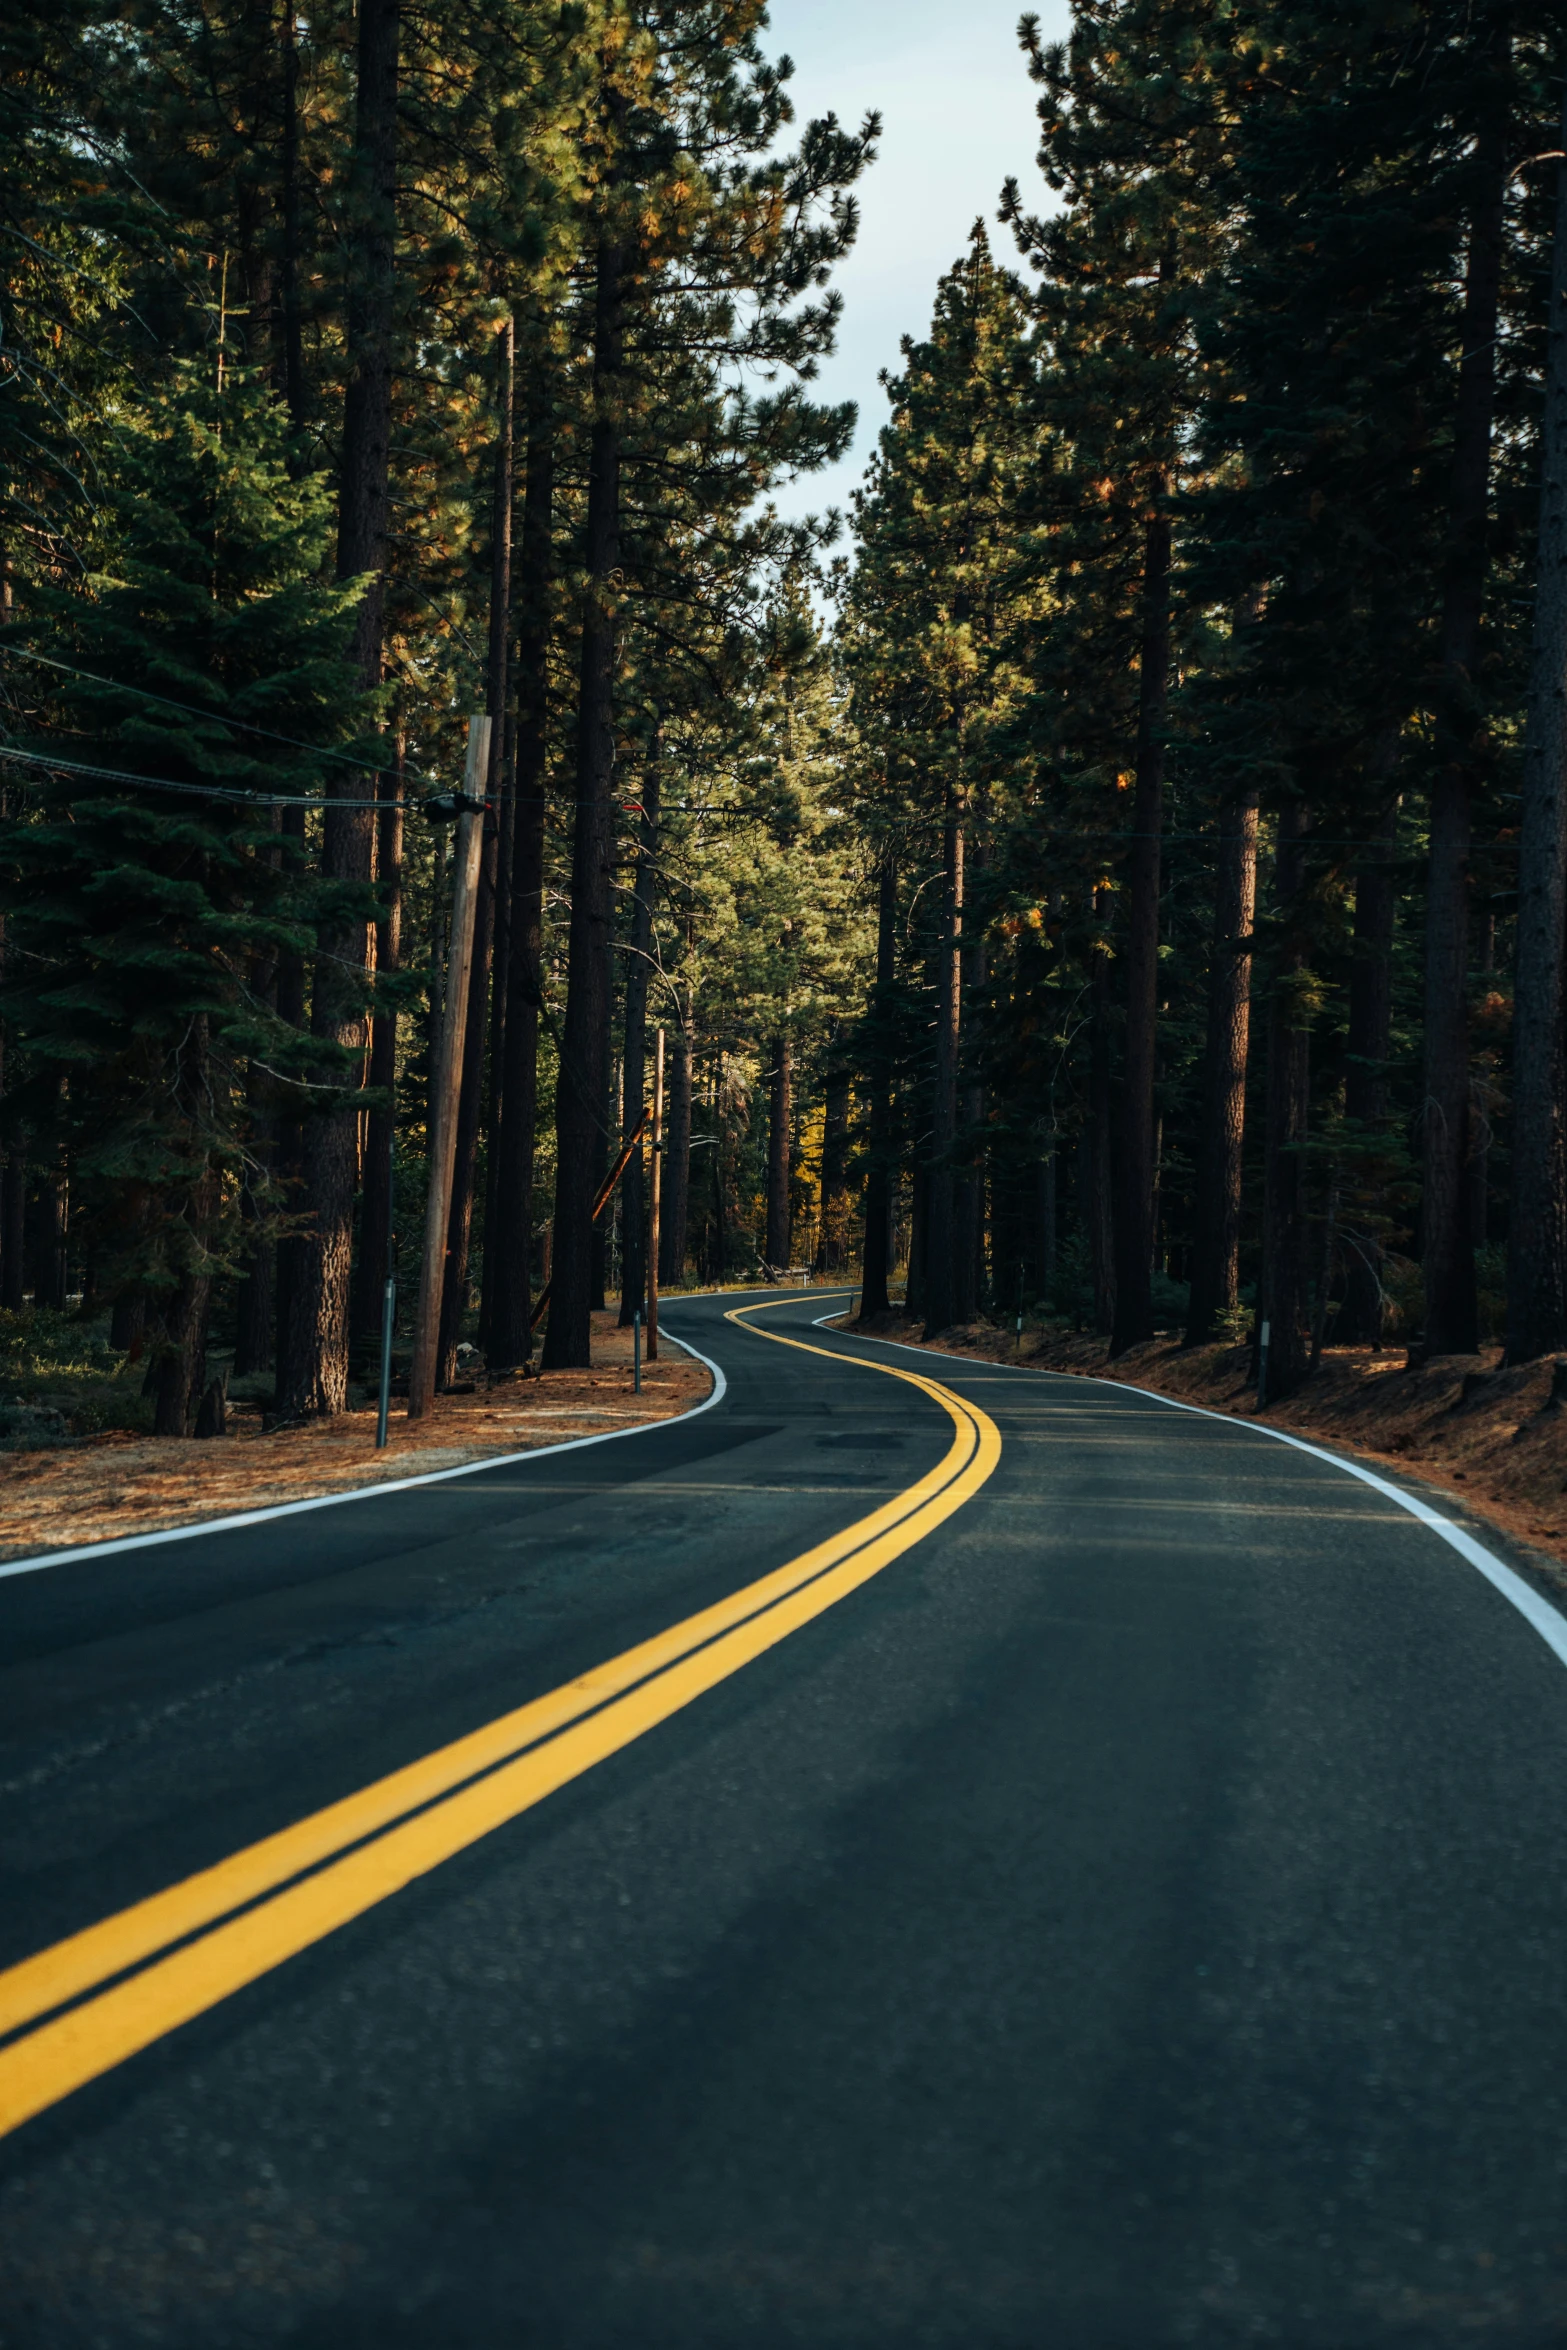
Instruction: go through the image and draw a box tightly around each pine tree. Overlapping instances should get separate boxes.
[1,357,366,1430]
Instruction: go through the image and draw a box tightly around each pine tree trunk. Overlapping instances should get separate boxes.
[479,721,513,1362]
[279,0,306,440]
[351,740,404,1364]
[923,794,962,1335]
[110,1289,145,1357]
[233,1191,273,1376]
[481,737,518,1354]
[1506,94,1567,1364]
[271,800,308,1379]
[712,1091,728,1284]
[477,327,517,1359]
[153,1254,212,1438]
[38,1081,68,1309]
[1087,890,1116,1337]
[765,1034,792,1270]
[153,1233,212,1440]
[1040,1145,1057,1290]
[1111,497,1171,1355]
[234,834,275,1380]
[818,1061,849,1274]
[1470,906,1496,1250]
[0,867,16,1313]
[279,0,397,1417]
[488,384,554,1371]
[436,330,513,1384]
[906,1160,929,1323]
[154,1027,216,1437]
[952,827,986,1323]
[1337,792,1400,1345]
[1185,788,1258,1345]
[859,854,897,1317]
[436,822,496,1387]
[1422,30,1508,1358]
[618,751,658,1322]
[954,1055,983,1320]
[1260,803,1313,1402]
[660,1017,691,1286]
[545,222,624,1369]
[0,1155,21,1312]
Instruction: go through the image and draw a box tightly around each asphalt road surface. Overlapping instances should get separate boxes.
[4,1289,1567,2347]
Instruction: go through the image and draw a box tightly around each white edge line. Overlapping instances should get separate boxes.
[810,1312,1567,1674]
[0,1330,728,1584]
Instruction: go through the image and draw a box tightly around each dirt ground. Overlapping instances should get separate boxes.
[847,1312,1567,1590]
[0,1313,710,1564]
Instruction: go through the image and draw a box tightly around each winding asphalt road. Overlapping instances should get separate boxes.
[4,1288,1567,2346]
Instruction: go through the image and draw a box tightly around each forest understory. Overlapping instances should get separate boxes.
[0,1314,709,1566]
[851,1312,1567,1590]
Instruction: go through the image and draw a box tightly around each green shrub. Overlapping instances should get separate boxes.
[0,1309,153,1446]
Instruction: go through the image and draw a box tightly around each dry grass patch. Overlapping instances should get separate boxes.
[0,1313,709,1564]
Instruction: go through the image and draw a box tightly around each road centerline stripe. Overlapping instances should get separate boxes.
[0,1310,999,2141]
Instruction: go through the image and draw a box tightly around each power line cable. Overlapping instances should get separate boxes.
[2,645,441,786]
[0,743,394,809]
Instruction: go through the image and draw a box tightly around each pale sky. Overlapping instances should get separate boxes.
[761,0,1071,533]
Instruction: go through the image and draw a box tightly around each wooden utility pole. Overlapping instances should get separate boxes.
[407,716,490,1419]
[648,1027,664,1361]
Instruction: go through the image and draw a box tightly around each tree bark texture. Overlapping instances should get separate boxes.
[923,794,963,1335]
[279,0,307,441]
[545,224,623,1369]
[278,0,397,1416]
[153,1249,212,1438]
[1506,92,1567,1364]
[1422,22,1509,1357]
[711,1083,728,1284]
[954,993,984,1321]
[270,799,308,1385]
[435,814,496,1388]
[1040,1146,1057,1289]
[0,1157,21,1312]
[350,739,403,1363]
[37,1078,68,1309]
[659,1016,691,1286]
[436,329,513,1385]
[478,716,513,1361]
[153,1028,215,1437]
[1185,789,1258,1345]
[818,1059,849,1274]
[1086,892,1116,1336]
[1337,793,1400,1344]
[477,331,518,1358]
[765,1033,792,1271]
[859,854,897,1318]
[906,1159,929,1325]
[488,383,554,1370]
[618,751,658,1323]
[1260,803,1313,1402]
[1111,497,1171,1355]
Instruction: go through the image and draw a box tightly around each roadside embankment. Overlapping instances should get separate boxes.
[0,1313,710,1564]
[848,1312,1567,1586]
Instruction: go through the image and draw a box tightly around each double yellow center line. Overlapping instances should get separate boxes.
[0,1303,999,2141]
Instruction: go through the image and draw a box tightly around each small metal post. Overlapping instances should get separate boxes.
[1257,1317,1271,1411]
[633,1309,642,1395]
[376,1274,396,1449]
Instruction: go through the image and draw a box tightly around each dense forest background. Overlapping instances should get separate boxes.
[2,0,1566,1433]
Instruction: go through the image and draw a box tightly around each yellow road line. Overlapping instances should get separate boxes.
[0,1306,999,2141]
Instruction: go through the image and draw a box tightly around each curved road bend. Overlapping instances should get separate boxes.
[3,1291,1567,2344]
